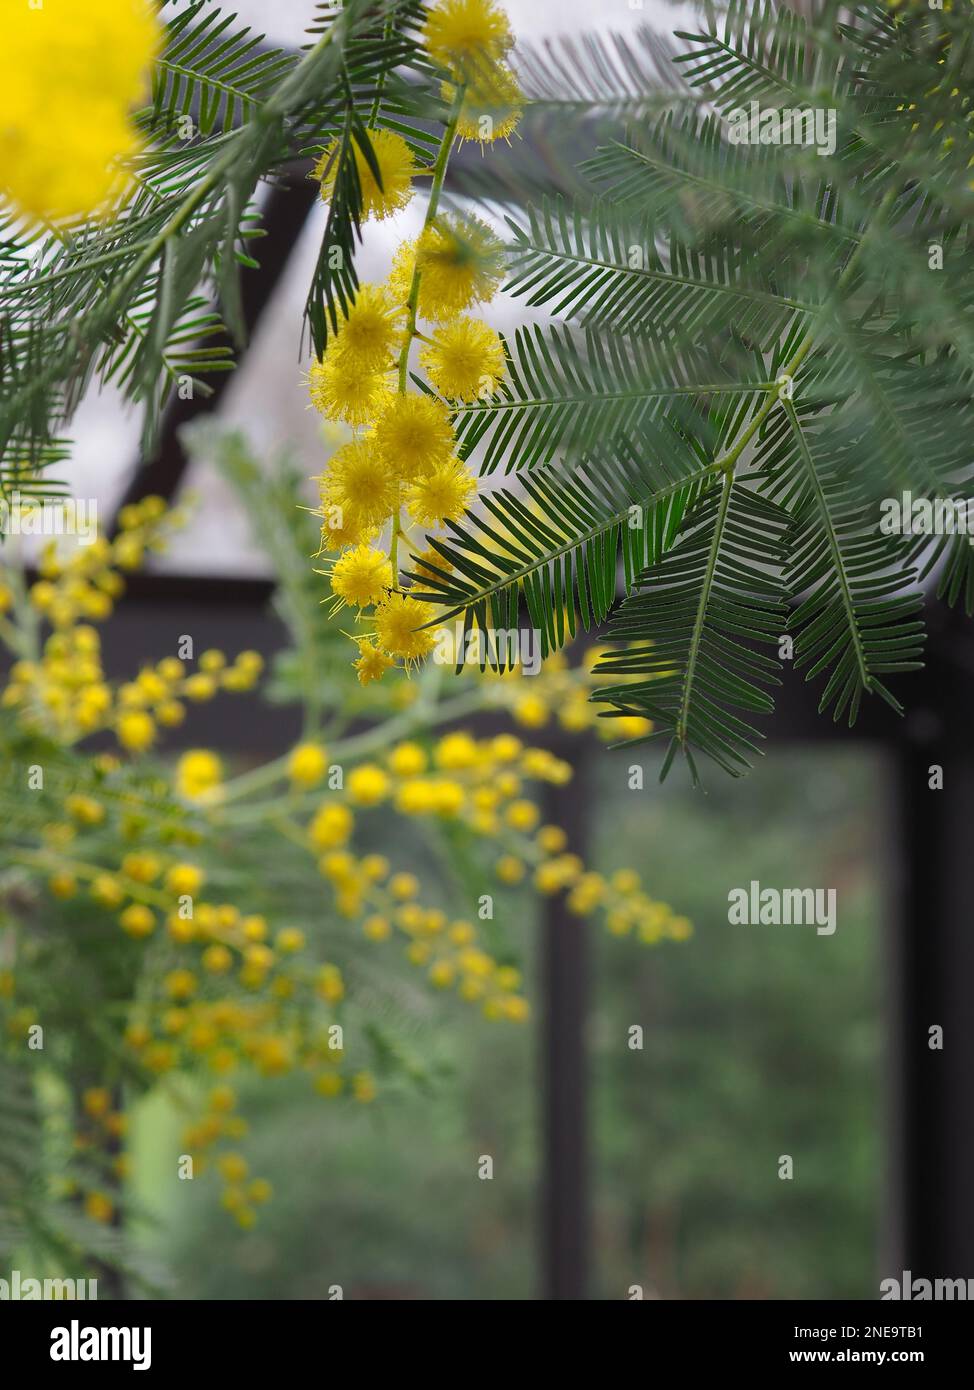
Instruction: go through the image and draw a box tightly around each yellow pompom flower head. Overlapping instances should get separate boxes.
[314,128,416,222]
[288,743,329,789]
[318,438,399,529]
[353,639,396,687]
[373,593,439,668]
[331,284,405,373]
[117,710,155,754]
[325,544,394,611]
[308,354,393,427]
[407,459,477,528]
[422,0,513,75]
[176,750,224,804]
[317,507,379,555]
[372,394,456,482]
[1,0,161,223]
[420,317,506,401]
[447,64,523,147]
[390,215,506,320]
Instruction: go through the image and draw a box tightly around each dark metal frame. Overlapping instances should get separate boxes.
[41,174,974,1299]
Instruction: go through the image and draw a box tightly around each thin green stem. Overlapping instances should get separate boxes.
[368,18,394,127]
[217,753,297,805]
[676,466,735,745]
[388,84,466,588]
[11,850,173,911]
[0,611,20,652]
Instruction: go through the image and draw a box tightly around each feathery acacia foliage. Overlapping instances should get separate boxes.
[4,1,974,785]
[595,480,790,782]
[410,0,974,781]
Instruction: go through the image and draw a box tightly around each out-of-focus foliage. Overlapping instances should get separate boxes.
[143,747,882,1300]
[0,429,685,1291]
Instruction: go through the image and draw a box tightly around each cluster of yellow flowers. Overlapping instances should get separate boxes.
[308,0,522,683]
[69,1087,130,1228]
[12,827,377,1228]
[171,741,517,1019]
[71,1080,273,1231]
[1,493,685,1230]
[170,722,686,994]
[447,645,656,745]
[1,494,174,625]
[21,716,682,1172]
[424,0,522,147]
[0,0,159,222]
[0,498,262,750]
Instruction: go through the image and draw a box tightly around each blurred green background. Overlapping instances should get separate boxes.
[131,743,886,1299]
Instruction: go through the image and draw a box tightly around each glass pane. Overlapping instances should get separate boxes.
[591,747,887,1299]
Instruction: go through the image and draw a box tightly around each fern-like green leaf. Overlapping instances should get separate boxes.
[149,1,298,138]
[407,420,720,657]
[592,477,789,783]
[761,398,925,722]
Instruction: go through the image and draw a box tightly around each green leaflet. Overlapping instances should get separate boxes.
[426,2,974,777]
[592,479,789,783]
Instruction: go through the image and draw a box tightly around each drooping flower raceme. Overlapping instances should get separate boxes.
[308,0,523,683]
